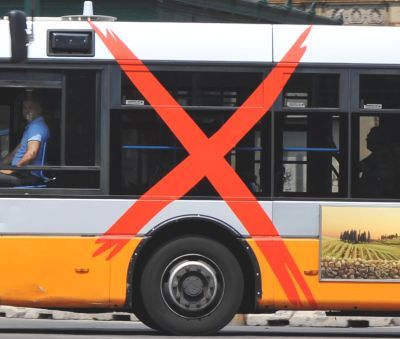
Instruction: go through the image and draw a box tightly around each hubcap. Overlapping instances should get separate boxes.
[161,255,224,318]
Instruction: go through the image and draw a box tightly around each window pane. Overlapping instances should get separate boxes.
[0,86,61,187]
[276,113,346,197]
[0,70,99,191]
[110,109,269,196]
[360,75,400,109]
[111,110,187,195]
[228,123,265,195]
[65,71,97,166]
[121,71,264,107]
[354,115,400,198]
[283,74,339,108]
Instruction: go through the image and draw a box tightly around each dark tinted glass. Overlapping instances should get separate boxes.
[275,113,346,197]
[110,109,268,196]
[65,71,97,166]
[283,74,340,108]
[121,71,264,107]
[360,75,400,109]
[353,114,400,198]
[0,70,99,191]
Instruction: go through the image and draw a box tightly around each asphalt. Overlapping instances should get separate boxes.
[1,319,400,338]
[1,306,399,329]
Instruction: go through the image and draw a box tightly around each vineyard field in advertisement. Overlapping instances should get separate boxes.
[321,206,400,280]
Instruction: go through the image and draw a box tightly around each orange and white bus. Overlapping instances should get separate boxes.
[1,7,400,335]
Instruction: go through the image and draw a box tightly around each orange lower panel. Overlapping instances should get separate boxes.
[0,236,140,308]
[249,238,400,311]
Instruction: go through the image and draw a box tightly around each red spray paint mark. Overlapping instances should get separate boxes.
[90,22,316,307]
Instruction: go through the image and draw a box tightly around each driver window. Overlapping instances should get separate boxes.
[0,70,99,191]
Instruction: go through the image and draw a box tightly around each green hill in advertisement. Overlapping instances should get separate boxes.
[321,206,400,280]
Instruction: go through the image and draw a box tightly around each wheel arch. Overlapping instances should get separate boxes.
[127,215,262,314]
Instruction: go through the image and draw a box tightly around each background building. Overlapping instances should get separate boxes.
[0,0,340,24]
[265,0,400,26]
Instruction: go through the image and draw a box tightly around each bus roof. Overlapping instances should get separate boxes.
[0,20,399,65]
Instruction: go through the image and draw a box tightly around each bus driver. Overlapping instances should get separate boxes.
[0,93,49,187]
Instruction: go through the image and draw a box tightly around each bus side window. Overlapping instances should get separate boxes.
[121,71,264,108]
[110,109,269,197]
[275,113,347,198]
[276,72,347,198]
[65,71,96,166]
[110,110,187,195]
[359,75,400,109]
[354,115,400,199]
[0,84,61,188]
[113,68,270,198]
[283,73,340,109]
[54,70,99,189]
[353,73,400,199]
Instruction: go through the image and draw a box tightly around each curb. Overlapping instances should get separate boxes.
[0,306,398,328]
[245,311,396,327]
[0,306,138,322]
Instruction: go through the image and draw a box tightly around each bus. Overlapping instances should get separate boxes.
[1,8,400,335]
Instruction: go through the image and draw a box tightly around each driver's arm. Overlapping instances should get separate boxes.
[16,140,41,167]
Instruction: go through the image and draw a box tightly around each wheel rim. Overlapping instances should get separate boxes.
[161,254,225,319]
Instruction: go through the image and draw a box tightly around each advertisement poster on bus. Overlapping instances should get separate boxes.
[320,206,400,280]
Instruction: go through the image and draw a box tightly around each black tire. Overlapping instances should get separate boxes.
[133,296,160,331]
[139,235,244,335]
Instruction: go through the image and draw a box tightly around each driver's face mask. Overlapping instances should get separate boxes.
[22,100,40,122]
[23,111,36,122]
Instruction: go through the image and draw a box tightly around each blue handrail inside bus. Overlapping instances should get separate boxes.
[122,145,263,151]
[233,147,263,151]
[123,146,336,153]
[284,147,339,152]
[122,145,181,150]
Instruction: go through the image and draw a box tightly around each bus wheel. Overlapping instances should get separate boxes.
[140,235,244,335]
[132,297,160,331]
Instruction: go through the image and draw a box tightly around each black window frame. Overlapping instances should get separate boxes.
[112,64,267,110]
[0,63,106,196]
[274,67,348,113]
[272,67,349,199]
[110,63,272,199]
[349,68,400,200]
[6,63,400,201]
[352,68,400,113]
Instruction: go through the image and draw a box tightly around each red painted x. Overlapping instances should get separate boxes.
[90,22,316,307]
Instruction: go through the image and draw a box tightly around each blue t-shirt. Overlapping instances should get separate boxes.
[12,116,50,176]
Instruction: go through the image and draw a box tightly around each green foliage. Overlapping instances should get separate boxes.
[322,238,400,260]
[340,229,371,243]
